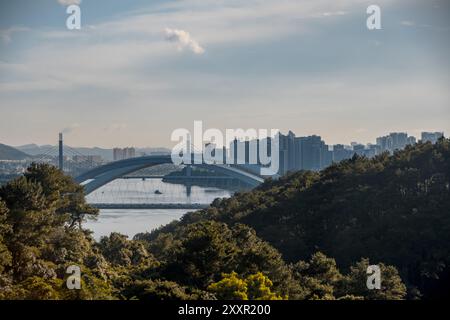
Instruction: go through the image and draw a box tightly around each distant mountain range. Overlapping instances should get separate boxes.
[14,144,170,161]
[0,144,30,160]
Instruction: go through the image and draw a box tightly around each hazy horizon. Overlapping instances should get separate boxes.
[3,128,446,150]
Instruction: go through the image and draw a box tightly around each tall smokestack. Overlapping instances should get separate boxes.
[58,133,64,171]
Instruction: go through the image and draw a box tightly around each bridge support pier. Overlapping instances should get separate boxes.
[186,165,192,197]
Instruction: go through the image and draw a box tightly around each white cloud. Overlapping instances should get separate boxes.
[164,28,205,54]
[57,0,81,6]
[0,0,404,96]
[312,11,347,18]
[400,20,415,27]
[62,123,81,134]
[0,0,401,96]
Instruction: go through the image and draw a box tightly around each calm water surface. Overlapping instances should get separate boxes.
[84,178,232,239]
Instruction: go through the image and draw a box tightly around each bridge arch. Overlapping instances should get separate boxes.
[75,155,264,195]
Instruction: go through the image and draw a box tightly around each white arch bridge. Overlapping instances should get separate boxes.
[75,155,264,209]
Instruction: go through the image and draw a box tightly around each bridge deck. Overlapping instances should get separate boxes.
[122,175,234,180]
[91,203,209,210]
[76,155,264,195]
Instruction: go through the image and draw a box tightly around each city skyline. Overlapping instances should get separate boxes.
[1,129,444,181]
[1,128,448,150]
[5,129,445,154]
[1,0,449,148]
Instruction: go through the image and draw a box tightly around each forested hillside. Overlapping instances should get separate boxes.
[0,139,448,299]
[0,144,29,160]
[141,138,450,299]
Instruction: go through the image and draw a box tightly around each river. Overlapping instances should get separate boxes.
[83,178,233,240]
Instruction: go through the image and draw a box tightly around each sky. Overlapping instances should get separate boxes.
[0,0,449,148]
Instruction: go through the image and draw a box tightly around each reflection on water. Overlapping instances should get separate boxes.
[84,178,233,239]
[85,178,232,204]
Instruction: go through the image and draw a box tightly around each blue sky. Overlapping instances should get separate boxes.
[0,0,449,148]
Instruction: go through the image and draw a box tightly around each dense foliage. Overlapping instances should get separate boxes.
[0,139,448,299]
[140,139,450,299]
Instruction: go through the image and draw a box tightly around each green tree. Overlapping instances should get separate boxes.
[246,272,285,300]
[157,221,238,288]
[121,279,194,300]
[149,221,299,298]
[208,272,285,300]
[0,277,63,300]
[0,165,108,296]
[0,177,59,281]
[98,232,157,268]
[207,272,248,300]
[24,163,98,228]
[60,269,115,300]
[291,252,343,300]
[0,199,12,276]
[341,258,406,300]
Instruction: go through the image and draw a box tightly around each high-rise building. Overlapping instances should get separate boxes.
[124,147,135,159]
[390,132,408,150]
[332,143,379,162]
[332,144,353,162]
[407,136,416,146]
[73,155,102,163]
[287,131,296,171]
[297,135,328,171]
[365,144,379,157]
[113,147,136,161]
[376,136,392,153]
[421,132,444,144]
[322,146,333,168]
[353,144,366,156]
[225,130,436,177]
[376,132,416,154]
[230,132,329,175]
[230,138,246,164]
[113,148,122,161]
[279,133,289,174]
